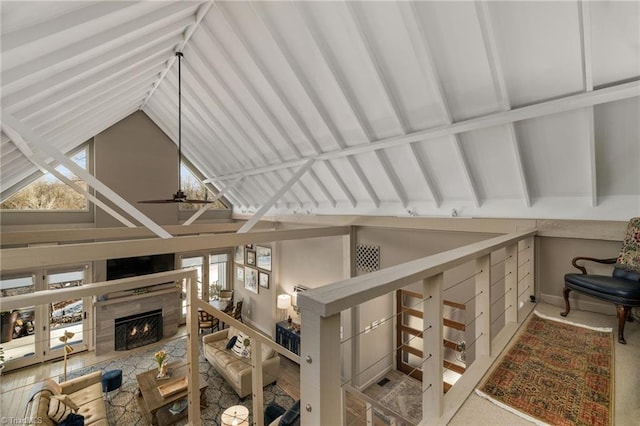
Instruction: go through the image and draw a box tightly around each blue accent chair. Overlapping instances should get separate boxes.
[562,217,640,344]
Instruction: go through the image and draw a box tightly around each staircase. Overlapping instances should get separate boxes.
[396,290,466,393]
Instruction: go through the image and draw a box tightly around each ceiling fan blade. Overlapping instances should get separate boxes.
[183,199,215,204]
[137,199,179,204]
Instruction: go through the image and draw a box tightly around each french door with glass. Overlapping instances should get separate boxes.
[0,265,91,371]
[179,250,230,322]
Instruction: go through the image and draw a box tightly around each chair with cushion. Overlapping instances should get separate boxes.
[232,300,244,323]
[198,309,219,334]
[265,400,301,426]
[562,217,640,344]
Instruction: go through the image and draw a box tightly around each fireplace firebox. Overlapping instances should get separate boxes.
[114,309,163,351]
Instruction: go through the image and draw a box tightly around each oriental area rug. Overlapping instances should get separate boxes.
[476,312,614,426]
[65,336,294,425]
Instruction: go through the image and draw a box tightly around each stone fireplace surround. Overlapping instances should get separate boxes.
[94,283,180,355]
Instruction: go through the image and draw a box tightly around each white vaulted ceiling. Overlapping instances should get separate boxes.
[1,1,639,221]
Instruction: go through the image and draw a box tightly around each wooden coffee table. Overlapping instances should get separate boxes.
[135,361,207,426]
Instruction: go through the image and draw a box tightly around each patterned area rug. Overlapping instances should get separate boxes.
[477,312,614,426]
[66,336,294,425]
[378,377,422,425]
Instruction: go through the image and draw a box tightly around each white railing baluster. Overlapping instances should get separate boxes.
[300,312,342,425]
[422,272,444,423]
[505,244,519,323]
[475,254,492,356]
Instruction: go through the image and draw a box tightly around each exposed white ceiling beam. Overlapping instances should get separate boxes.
[399,1,479,207]
[267,172,304,209]
[34,81,153,136]
[3,24,187,111]
[578,0,597,207]
[14,51,170,120]
[578,0,594,93]
[280,169,319,208]
[146,99,254,210]
[3,2,200,92]
[474,0,511,111]
[2,112,172,239]
[586,106,597,207]
[210,80,639,181]
[506,125,531,207]
[183,177,244,226]
[164,67,270,168]
[346,1,408,132]
[409,143,441,206]
[475,0,531,207]
[1,2,142,55]
[154,71,248,171]
[44,102,140,153]
[250,1,380,207]
[140,0,215,109]
[214,2,356,207]
[213,4,323,156]
[238,160,314,234]
[193,27,334,206]
[32,73,157,130]
[298,1,404,208]
[188,40,284,162]
[171,65,315,208]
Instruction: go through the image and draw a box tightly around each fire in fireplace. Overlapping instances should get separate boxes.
[114,309,163,351]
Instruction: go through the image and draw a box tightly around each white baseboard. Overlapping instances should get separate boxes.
[540,293,616,316]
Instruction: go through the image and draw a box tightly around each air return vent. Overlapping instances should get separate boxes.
[356,244,380,273]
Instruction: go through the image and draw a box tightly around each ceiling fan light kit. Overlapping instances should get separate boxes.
[138,52,213,204]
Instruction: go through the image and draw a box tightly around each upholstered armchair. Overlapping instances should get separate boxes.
[562,217,640,344]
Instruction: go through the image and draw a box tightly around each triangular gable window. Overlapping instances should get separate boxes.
[179,163,227,210]
[1,147,89,211]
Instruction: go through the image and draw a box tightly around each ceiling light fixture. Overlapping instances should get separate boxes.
[139,52,213,204]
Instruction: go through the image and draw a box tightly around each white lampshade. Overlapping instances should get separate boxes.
[221,405,249,426]
[277,294,292,310]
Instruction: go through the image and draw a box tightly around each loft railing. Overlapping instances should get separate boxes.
[297,229,537,425]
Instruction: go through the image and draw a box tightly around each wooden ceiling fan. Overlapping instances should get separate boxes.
[139,52,213,204]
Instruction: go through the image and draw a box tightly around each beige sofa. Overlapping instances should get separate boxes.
[24,371,108,426]
[203,327,280,398]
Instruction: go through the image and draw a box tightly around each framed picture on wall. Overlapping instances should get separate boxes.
[259,271,269,289]
[246,250,256,266]
[234,246,244,265]
[256,246,272,271]
[236,265,244,281]
[246,244,254,250]
[244,267,258,294]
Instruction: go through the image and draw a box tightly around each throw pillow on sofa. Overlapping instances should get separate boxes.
[59,413,84,426]
[48,396,76,423]
[232,332,246,357]
[226,335,238,350]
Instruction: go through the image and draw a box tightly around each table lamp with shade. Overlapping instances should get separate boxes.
[277,294,291,321]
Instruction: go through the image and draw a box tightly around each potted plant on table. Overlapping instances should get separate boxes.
[154,349,168,377]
